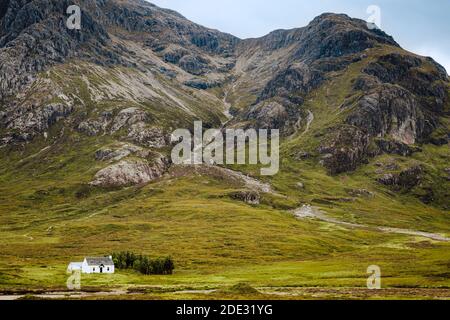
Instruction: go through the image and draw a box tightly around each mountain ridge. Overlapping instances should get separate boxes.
[0,0,449,298]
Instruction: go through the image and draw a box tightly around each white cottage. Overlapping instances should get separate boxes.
[67,256,115,274]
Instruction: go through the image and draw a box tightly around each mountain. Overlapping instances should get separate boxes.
[0,0,449,299]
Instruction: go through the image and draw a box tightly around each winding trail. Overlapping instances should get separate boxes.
[301,110,314,137]
[222,81,239,123]
[293,205,450,242]
[288,109,314,141]
[222,169,449,242]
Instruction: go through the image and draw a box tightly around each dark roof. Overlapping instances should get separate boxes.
[85,256,114,266]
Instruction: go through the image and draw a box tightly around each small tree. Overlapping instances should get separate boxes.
[163,257,175,275]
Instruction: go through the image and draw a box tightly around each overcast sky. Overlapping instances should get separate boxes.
[149,0,450,73]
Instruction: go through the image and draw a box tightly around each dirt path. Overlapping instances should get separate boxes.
[301,110,314,137]
[288,109,314,141]
[293,205,450,242]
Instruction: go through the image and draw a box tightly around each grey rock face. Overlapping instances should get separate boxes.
[231,100,302,136]
[94,144,148,162]
[183,78,220,90]
[178,54,208,75]
[364,53,448,112]
[77,111,113,136]
[375,139,421,156]
[0,0,111,100]
[90,156,169,187]
[1,103,73,142]
[230,190,261,205]
[377,166,423,190]
[346,84,429,145]
[127,122,167,148]
[292,13,398,61]
[110,107,148,133]
[0,0,238,101]
[259,62,324,102]
[232,14,400,138]
[318,125,371,174]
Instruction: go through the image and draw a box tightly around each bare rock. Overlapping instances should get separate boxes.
[346,189,374,198]
[259,62,324,101]
[230,190,261,205]
[78,111,113,136]
[127,122,167,148]
[90,157,169,187]
[110,108,148,133]
[2,103,73,142]
[377,165,423,190]
[378,173,398,186]
[346,84,429,145]
[231,100,302,136]
[178,54,208,75]
[318,125,371,174]
[294,150,312,160]
[94,144,148,162]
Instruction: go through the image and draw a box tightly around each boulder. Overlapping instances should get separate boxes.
[90,157,169,187]
[230,191,261,205]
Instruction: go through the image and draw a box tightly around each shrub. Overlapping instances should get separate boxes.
[112,251,175,275]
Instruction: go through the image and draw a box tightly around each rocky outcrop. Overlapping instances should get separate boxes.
[90,156,169,187]
[0,103,73,142]
[346,189,375,198]
[364,53,448,112]
[183,78,220,90]
[230,100,303,136]
[0,0,238,101]
[127,122,167,148]
[377,165,423,190]
[259,62,324,102]
[318,125,371,174]
[0,0,112,100]
[346,84,429,145]
[292,13,398,61]
[229,190,261,205]
[232,14,401,138]
[375,139,421,156]
[77,111,113,136]
[110,107,149,133]
[94,144,149,162]
[178,54,209,75]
